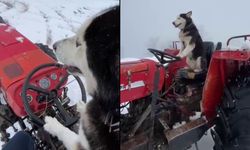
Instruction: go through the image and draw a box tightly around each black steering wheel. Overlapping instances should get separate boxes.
[21,63,86,127]
[148,48,181,65]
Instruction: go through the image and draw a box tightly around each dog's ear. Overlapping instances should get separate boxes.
[186,11,192,18]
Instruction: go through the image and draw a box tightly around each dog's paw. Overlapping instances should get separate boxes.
[176,52,181,57]
[194,69,202,73]
[176,53,184,58]
[44,116,62,136]
[77,101,86,113]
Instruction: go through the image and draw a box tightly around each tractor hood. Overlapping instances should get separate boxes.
[120,59,165,103]
[0,23,54,91]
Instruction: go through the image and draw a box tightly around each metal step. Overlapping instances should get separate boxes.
[121,132,149,150]
[165,118,208,150]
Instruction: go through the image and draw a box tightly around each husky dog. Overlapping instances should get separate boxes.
[172,11,206,72]
[44,6,119,150]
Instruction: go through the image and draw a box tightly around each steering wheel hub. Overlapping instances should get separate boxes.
[48,90,58,100]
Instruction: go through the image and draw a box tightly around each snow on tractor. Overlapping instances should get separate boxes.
[0,22,86,149]
[121,35,250,150]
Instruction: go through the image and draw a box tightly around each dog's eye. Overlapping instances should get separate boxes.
[76,41,81,47]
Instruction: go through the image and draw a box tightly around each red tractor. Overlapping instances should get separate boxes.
[0,21,86,149]
[121,35,250,150]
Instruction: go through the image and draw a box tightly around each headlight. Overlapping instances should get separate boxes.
[39,77,50,89]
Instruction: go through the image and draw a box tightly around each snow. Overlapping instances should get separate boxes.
[241,40,250,50]
[0,0,118,46]
[16,36,24,42]
[121,58,140,62]
[4,26,14,32]
[121,56,160,63]
[0,0,117,147]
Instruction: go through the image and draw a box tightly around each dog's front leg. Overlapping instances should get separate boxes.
[177,43,184,56]
[44,116,79,150]
[76,100,86,114]
[177,43,195,58]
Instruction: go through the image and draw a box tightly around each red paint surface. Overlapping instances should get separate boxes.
[120,59,165,103]
[0,23,67,117]
[202,50,250,121]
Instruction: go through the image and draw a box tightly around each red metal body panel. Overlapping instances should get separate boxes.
[0,23,66,117]
[202,50,250,121]
[0,24,55,90]
[6,68,67,117]
[120,59,165,103]
[0,50,55,91]
[0,24,37,60]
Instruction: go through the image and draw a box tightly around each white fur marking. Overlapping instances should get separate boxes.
[44,116,81,150]
[173,16,186,30]
[186,56,202,71]
[177,43,195,58]
[54,16,97,95]
[77,102,91,149]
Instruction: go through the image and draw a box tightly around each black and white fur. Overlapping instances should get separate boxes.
[173,11,205,72]
[44,6,119,150]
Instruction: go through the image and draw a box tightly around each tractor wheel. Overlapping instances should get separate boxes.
[35,43,57,61]
[213,77,250,150]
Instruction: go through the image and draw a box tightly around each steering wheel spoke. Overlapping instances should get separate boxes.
[22,63,86,127]
[53,98,79,126]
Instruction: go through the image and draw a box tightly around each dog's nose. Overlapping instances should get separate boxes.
[172,22,176,26]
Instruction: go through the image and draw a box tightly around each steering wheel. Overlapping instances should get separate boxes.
[21,63,86,127]
[148,48,181,65]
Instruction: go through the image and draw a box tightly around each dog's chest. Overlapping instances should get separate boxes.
[179,31,191,47]
[179,31,186,41]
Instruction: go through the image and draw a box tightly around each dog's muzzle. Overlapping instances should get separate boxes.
[52,43,82,74]
[172,22,181,28]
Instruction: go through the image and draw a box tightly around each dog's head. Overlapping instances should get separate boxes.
[172,11,192,30]
[53,6,119,100]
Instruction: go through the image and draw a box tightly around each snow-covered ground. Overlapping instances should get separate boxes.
[0,0,118,46]
[0,0,117,147]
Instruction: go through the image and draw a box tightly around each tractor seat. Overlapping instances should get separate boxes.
[178,41,215,83]
[203,41,215,67]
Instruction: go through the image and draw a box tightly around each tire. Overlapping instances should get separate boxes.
[213,79,250,149]
[35,43,57,61]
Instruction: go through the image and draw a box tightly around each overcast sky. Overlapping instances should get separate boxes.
[121,0,250,58]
